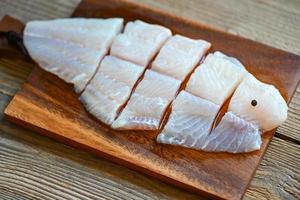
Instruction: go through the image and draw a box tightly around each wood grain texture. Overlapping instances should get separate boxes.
[4,0,300,198]
[0,0,299,200]
[0,0,81,23]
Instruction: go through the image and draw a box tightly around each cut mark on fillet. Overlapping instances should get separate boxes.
[112,70,181,130]
[157,91,220,148]
[113,41,168,122]
[159,53,210,132]
[80,56,144,125]
[79,26,126,96]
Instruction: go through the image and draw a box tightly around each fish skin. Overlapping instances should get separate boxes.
[151,35,211,80]
[157,91,220,147]
[110,20,172,67]
[112,70,181,130]
[186,51,247,105]
[80,56,144,125]
[228,74,288,131]
[24,18,124,93]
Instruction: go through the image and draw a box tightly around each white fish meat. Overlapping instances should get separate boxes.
[228,74,288,131]
[201,112,261,153]
[186,51,247,105]
[151,35,211,80]
[24,18,124,93]
[110,20,172,67]
[25,18,124,50]
[157,91,220,147]
[112,70,181,130]
[80,56,144,125]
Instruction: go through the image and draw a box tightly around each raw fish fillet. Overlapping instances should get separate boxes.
[80,56,144,125]
[25,18,124,50]
[24,18,124,93]
[158,111,261,153]
[228,74,288,131]
[110,20,172,66]
[186,51,247,105]
[201,112,261,153]
[157,91,220,147]
[112,70,181,130]
[151,35,211,80]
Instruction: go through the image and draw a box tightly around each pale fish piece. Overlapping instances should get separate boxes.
[112,70,181,130]
[25,18,124,50]
[201,112,261,153]
[24,18,124,93]
[110,20,172,66]
[228,74,288,131]
[24,36,106,93]
[157,91,220,147]
[151,35,211,80]
[186,51,248,105]
[80,56,144,125]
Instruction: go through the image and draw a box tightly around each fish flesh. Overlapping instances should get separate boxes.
[112,70,181,130]
[228,74,288,131]
[157,52,265,153]
[157,91,220,147]
[200,112,261,153]
[186,51,247,105]
[24,18,123,93]
[151,35,211,80]
[80,56,144,125]
[110,20,172,67]
[158,109,261,153]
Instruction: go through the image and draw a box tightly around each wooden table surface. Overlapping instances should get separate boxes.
[0,0,299,199]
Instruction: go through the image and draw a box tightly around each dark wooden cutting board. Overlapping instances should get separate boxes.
[3,0,300,199]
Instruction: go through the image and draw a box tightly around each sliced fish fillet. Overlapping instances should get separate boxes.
[112,70,181,130]
[25,18,124,50]
[186,51,247,105]
[80,56,144,125]
[151,35,211,80]
[24,18,124,93]
[228,74,288,131]
[157,91,220,147]
[157,94,262,153]
[110,20,172,66]
[201,112,261,153]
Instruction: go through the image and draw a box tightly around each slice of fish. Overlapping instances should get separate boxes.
[186,51,247,105]
[201,112,261,153]
[228,74,288,131]
[24,18,124,93]
[157,95,261,153]
[25,18,124,50]
[112,70,181,130]
[110,20,172,67]
[151,35,211,80]
[80,56,144,125]
[157,91,220,147]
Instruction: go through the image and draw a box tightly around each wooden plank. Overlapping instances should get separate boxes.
[0,0,81,23]
[0,93,299,200]
[245,138,300,200]
[4,1,300,198]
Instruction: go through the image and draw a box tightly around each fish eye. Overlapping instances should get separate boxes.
[251,100,257,107]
